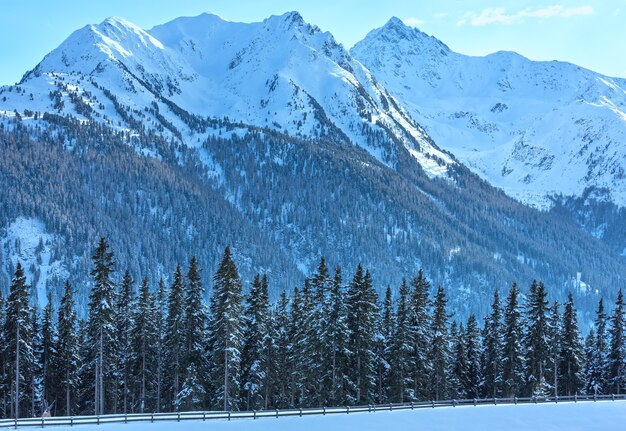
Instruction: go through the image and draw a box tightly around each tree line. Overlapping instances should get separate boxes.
[1,237,625,418]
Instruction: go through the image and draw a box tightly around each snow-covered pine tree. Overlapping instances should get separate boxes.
[86,237,118,415]
[482,290,502,398]
[41,295,57,413]
[29,305,42,417]
[55,281,79,416]
[209,246,243,411]
[547,301,561,397]
[523,280,550,396]
[558,293,584,396]
[410,270,431,400]
[272,291,291,408]
[582,329,596,395]
[310,258,331,406]
[346,265,378,404]
[450,322,466,400]
[463,315,481,399]
[428,286,450,401]
[240,273,271,410]
[374,285,394,404]
[501,283,524,397]
[389,280,414,402]
[116,270,135,413]
[154,278,167,413]
[607,289,626,394]
[130,277,158,413]
[178,257,208,410]
[4,262,33,418]
[585,299,608,394]
[287,286,303,407]
[164,265,185,410]
[260,275,275,409]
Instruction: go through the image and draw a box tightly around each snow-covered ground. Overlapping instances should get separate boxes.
[42,401,626,431]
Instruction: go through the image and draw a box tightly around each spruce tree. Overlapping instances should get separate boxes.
[346,265,378,404]
[389,280,413,402]
[482,290,502,398]
[29,305,42,417]
[130,277,158,413]
[154,278,167,412]
[178,257,208,410]
[55,281,79,416]
[86,237,118,415]
[463,315,481,399]
[4,262,34,418]
[547,301,560,397]
[586,299,609,394]
[164,265,185,410]
[558,293,583,396]
[524,280,550,396]
[209,246,243,411]
[450,322,466,399]
[429,286,450,401]
[608,289,626,394]
[116,270,135,413]
[501,283,524,397]
[582,329,596,395]
[375,285,394,404]
[41,295,57,413]
[410,270,431,400]
[272,291,291,408]
[240,274,271,410]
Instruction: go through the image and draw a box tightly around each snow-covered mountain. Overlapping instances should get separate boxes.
[1,12,625,320]
[5,13,451,176]
[352,17,626,209]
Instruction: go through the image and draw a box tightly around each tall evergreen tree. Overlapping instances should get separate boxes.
[608,290,626,394]
[29,305,42,417]
[164,265,185,410]
[154,278,167,413]
[558,293,584,396]
[547,301,561,397]
[55,281,79,416]
[585,299,609,395]
[178,257,208,410]
[272,291,291,408]
[389,280,413,402]
[4,262,34,418]
[482,290,502,398]
[463,315,481,399]
[85,237,117,415]
[40,295,57,413]
[130,277,158,413]
[374,285,394,404]
[240,273,271,410]
[501,283,524,397]
[209,246,243,411]
[409,270,431,400]
[346,265,378,404]
[428,286,450,401]
[450,322,466,400]
[116,270,135,413]
[524,280,550,396]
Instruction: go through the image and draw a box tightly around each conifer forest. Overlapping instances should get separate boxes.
[1,237,625,419]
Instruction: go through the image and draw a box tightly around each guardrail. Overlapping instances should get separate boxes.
[1,393,624,428]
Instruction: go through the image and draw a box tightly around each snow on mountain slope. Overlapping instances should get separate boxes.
[0,13,452,177]
[46,401,626,431]
[0,218,68,307]
[352,18,626,208]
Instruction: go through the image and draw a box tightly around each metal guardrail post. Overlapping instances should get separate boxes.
[70,416,73,427]
[452,399,456,407]
[97,415,100,425]
[275,409,279,418]
[178,411,181,422]
[411,402,414,410]
[431,400,435,408]
[612,394,615,401]
[514,397,517,405]
[125,413,128,423]
[228,411,231,421]
[346,406,350,414]
[254,410,257,420]
[151,413,154,423]
[14,417,17,429]
[203,411,206,421]
[42,416,44,428]
[473,398,476,407]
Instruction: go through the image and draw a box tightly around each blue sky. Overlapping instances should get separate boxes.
[0,0,623,85]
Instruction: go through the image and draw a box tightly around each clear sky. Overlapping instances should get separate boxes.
[1,0,624,85]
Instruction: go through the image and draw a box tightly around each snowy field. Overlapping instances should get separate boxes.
[39,401,626,431]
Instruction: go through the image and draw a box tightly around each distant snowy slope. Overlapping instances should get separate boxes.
[352,18,626,208]
[45,401,626,431]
